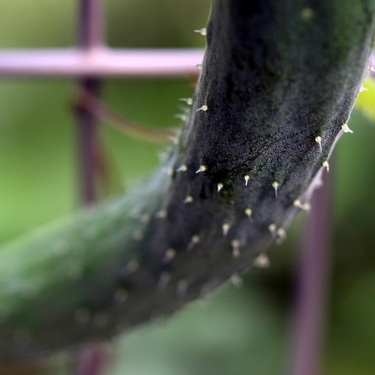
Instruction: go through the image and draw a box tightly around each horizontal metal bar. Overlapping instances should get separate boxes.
[1,48,372,79]
[0,48,204,78]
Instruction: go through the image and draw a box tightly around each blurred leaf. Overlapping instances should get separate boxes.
[113,283,286,375]
[355,77,375,123]
[327,273,375,375]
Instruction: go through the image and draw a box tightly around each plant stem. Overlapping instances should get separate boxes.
[1,0,373,363]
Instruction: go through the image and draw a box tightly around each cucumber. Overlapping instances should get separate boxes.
[0,0,374,359]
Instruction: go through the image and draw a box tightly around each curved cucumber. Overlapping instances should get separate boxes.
[1,0,374,359]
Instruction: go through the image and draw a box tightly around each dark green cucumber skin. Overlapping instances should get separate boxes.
[0,0,374,359]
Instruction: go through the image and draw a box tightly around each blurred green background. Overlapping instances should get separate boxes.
[1,1,375,374]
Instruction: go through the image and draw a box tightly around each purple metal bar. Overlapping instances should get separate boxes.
[1,49,373,79]
[78,0,105,49]
[76,2,107,374]
[74,0,105,206]
[290,172,333,375]
[0,48,204,78]
[75,78,100,205]
[74,346,108,375]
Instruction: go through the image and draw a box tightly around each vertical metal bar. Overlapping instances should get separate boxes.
[75,2,107,374]
[290,172,333,375]
[75,346,109,375]
[78,0,105,49]
[75,78,100,205]
[76,0,105,205]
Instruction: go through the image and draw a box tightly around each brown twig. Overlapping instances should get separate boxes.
[74,90,179,144]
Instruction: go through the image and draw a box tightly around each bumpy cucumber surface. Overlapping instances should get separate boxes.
[0,0,374,359]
